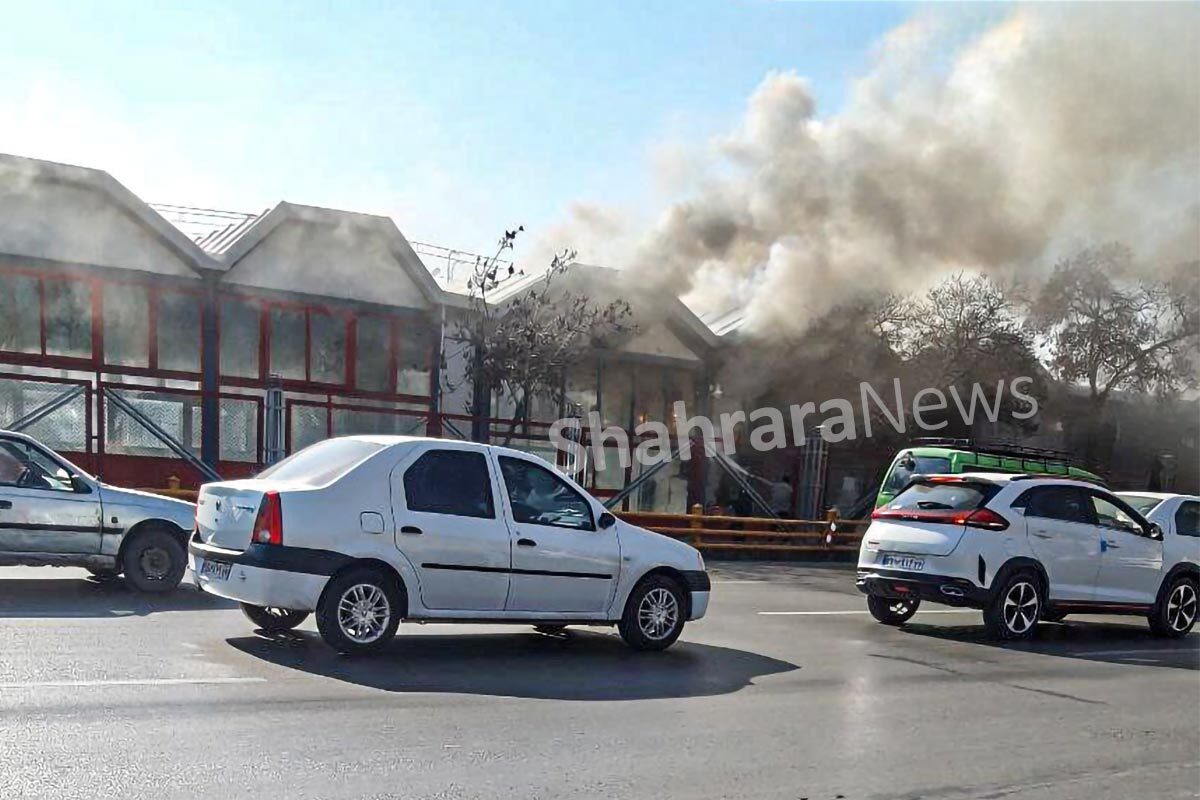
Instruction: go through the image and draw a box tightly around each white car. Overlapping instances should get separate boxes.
[0,430,196,591]
[857,474,1199,639]
[189,436,710,654]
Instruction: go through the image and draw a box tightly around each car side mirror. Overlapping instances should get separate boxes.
[70,475,92,494]
[598,512,616,530]
[1148,523,1163,541]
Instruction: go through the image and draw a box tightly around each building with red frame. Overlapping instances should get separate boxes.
[0,154,719,510]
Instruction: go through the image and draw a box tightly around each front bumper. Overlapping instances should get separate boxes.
[680,570,711,620]
[856,568,990,608]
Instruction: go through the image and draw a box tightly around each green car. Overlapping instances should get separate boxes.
[874,439,1102,508]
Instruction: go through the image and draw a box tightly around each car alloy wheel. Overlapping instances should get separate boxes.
[337,583,392,644]
[1002,579,1039,635]
[638,587,680,641]
[1166,582,1198,634]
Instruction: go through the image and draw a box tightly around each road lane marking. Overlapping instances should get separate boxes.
[0,677,267,690]
[758,609,976,616]
[1066,648,1200,658]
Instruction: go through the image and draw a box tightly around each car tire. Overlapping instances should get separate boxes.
[316,567,402,655]
[618,574,686,652]
[241,603,310,633]
[1148,575,1198,639]
[866,594,920,625]
[983,571,1043,640]
[121,528,186,593]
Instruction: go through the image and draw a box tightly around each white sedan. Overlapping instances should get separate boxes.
[189,436,709,654]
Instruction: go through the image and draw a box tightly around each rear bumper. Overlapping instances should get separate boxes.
[188,537,342,611]
[856,568,990,608]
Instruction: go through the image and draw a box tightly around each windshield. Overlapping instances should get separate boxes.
[884,455,952,493]
[256,438,387,486]
[1117,494,1165,516]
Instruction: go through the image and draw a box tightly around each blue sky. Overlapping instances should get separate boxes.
[2,1,920,256]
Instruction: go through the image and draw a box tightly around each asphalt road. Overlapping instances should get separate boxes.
[0,563,1196,800]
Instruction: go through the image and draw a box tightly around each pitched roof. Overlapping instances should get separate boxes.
[0,152,214,272]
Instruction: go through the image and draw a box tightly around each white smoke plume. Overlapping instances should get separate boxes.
[567,5,1200,335]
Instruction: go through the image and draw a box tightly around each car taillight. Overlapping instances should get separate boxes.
[872,506,1009,531]
[963,507,1009,531]
[252,491,283,545]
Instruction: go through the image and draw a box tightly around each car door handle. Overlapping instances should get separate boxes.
[517,538,537,547]
[1104,541,1120,549]
[400,525,423,535]
[0,500,10,510]
[1031,530,1052,539]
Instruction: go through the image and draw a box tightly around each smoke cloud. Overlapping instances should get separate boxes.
[610,5,1200,335]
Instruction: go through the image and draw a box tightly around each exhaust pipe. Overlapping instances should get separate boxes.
[940,585,965,598]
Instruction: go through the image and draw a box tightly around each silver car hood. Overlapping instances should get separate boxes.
[98,484,196,529]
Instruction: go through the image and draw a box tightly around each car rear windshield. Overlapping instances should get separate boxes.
[1117,494,1164,516]
[256,438,387,486]
[884,480,997,511]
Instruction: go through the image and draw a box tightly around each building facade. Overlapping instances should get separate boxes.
[0,154,717,510]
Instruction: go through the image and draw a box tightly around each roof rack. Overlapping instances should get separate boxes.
[908,437,1078,464]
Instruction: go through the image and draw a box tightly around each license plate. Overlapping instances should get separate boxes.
[881,554,925,571]
[200,559,232,581]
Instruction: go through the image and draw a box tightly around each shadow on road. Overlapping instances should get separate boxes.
[0,575,234,618]
[228,628,799,701]
[898,619,1199,671]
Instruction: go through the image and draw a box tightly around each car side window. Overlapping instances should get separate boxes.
[0,439,75,493]
[1175,501,1200,537]
[499,456,595,531]
[1089,493,1143,535]
[403,450,495,519]
[1020,486,1092,524]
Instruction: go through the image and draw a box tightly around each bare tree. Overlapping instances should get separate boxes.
[1029,243,1200,465]
[896,273,1043,433]
[454,229,633,444]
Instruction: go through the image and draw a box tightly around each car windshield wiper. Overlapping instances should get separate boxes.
[915,501,955,510]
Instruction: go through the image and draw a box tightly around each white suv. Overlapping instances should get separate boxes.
[189,437,709,654]
[857,474,1199,640]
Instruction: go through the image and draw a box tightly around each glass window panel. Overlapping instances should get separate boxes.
[599,362,633,430]
[633,367,664,426]
[397,325,433,396]
[101,283,149,367]
[219,297,260,379]
[44,280,92,358]
[0,274,40,353]
[499,456,594,530]
[404,450,494,518]
[157,291,201,372]
[309,311,345,384]
[593,447,628,491]
[104,389,200,457]
[565,364,599,418]
[269,308,306,380]
[333,408,426,437]
[527,390,560,421]
[355,316,391,392]
[219,397,259,463]
[288,405,328,453]
[0,378,87,452]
